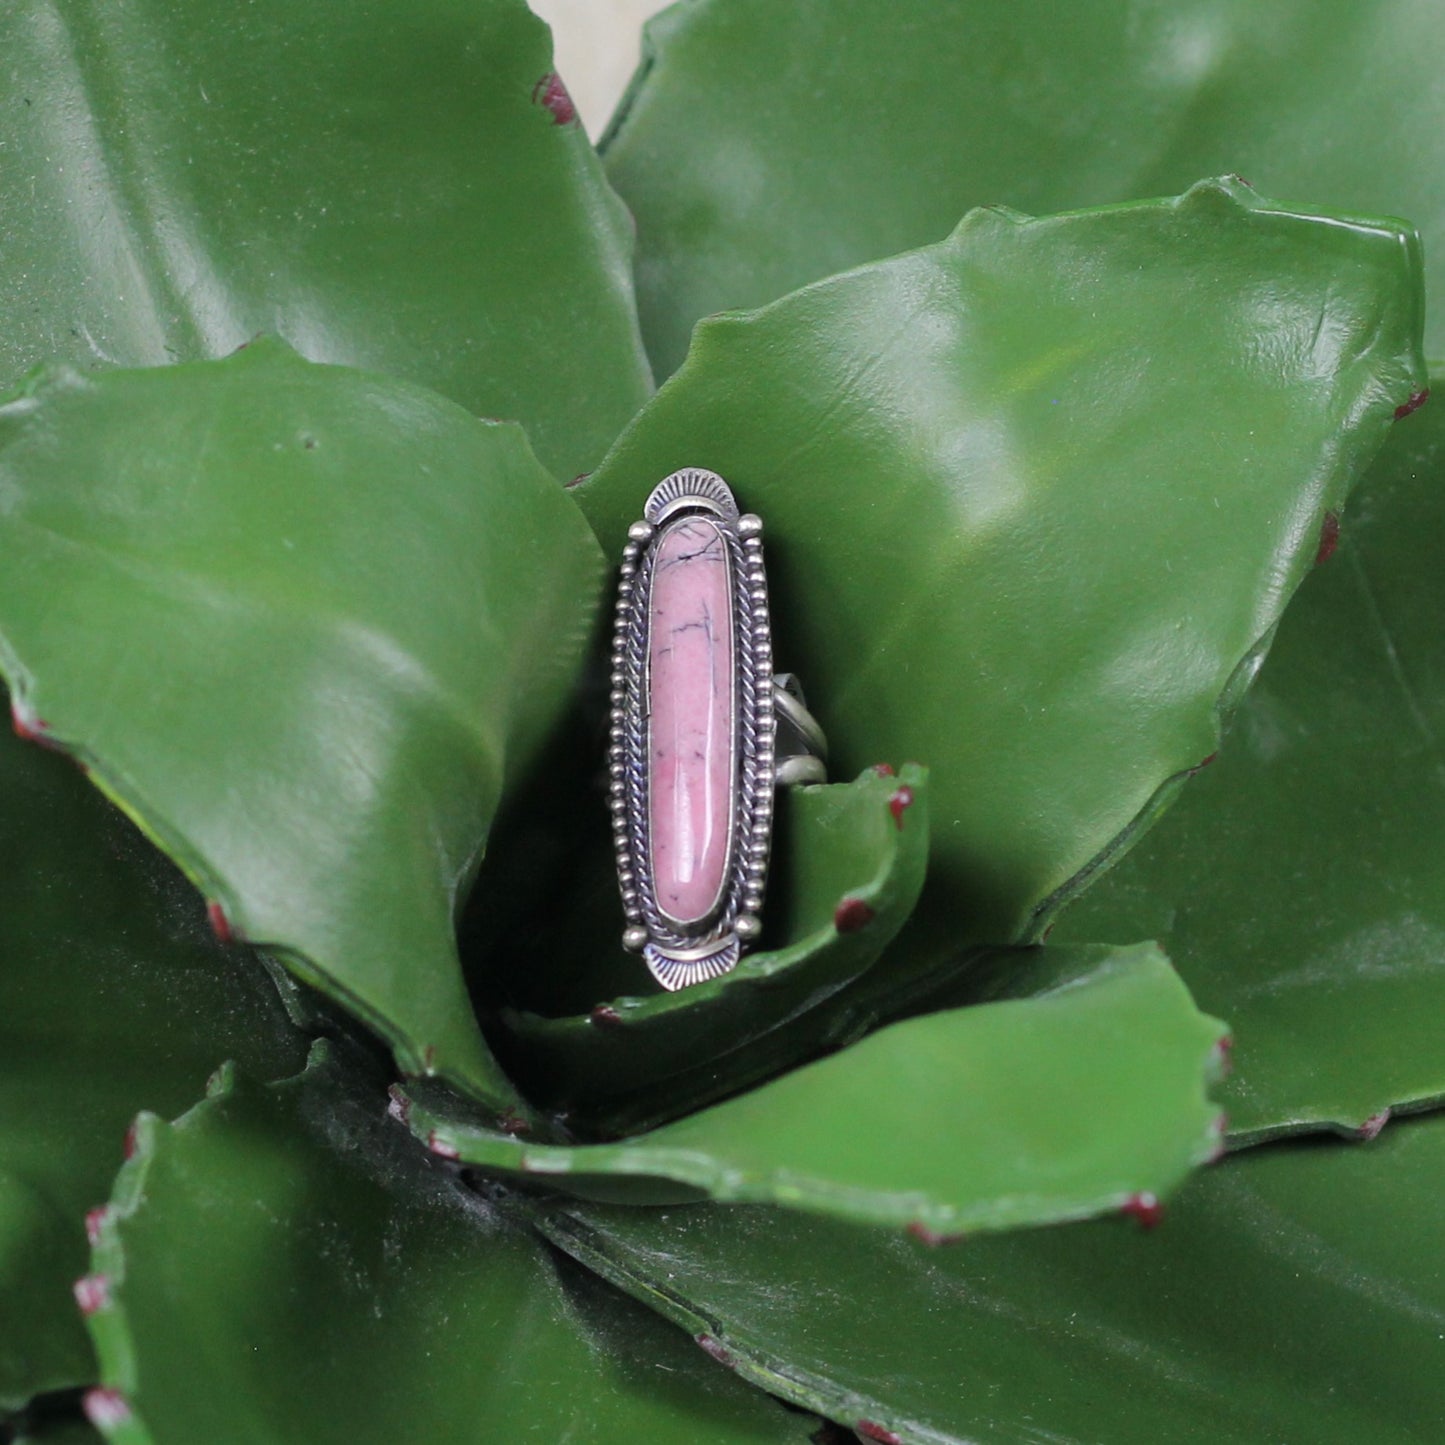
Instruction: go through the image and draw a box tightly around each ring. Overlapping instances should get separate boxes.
[609,468,828,991]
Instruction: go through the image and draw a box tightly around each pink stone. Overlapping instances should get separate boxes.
[648,517,735,926]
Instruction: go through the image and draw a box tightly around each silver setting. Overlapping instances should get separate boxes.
[644,468,741,527]
[610,468,777,991]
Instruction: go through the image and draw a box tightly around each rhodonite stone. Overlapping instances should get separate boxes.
[647,516,735,927]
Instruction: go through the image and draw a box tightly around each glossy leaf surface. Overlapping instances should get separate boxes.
[578,181,1424,981]
[1,0,651,477]
[501,764,929,1134]
[1057,385,1445,1142]
[0,709,308,1409]
[0,340,605,1113]
[408,943,1226,1231]
[539,1113,1445,1445]
[81,1045,811,1445]
[610,0,1445,377]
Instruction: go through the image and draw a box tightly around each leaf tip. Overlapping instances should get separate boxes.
[905,1220,965,1247]
[1394,387,1429,421]
[532,72,578,126]
[833,896,876,934]
[206,900,235,945]
[1357,1108,1392,1142]
[1211,1034,1234,1079]
[1177,174,1261,216]
[950,203,1031,245]
[83,1389,132,1431]
[73,1273,111,1316]
[695,1333,735,1368]
[887,786,914,829]
[85,1206,111,1246]
[9,697,52,746]
[426,1131,461,1161]
[857,1421,903,1445]
[1121,1191,1164,1231]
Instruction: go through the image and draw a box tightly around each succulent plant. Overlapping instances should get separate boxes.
[3,2,1444,1441]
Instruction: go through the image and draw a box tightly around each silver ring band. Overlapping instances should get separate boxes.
[772,674,828,787]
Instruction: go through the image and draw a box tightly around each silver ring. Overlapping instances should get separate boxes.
[608,468,827,991]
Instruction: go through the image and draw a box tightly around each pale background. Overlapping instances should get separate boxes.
[527,0,677,137]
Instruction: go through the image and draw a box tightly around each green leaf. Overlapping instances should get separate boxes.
[609,0,1445,379]
[1055,382,1445,1143]
[405,942,1227,1232]
[576,180,1424,992]
[1,0,651,478]
[0,339,605,1114]
[499,764,929,1136]
[79,1043,815,1445]
[0,705,308,1409]
[537,1113,1445,1445]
